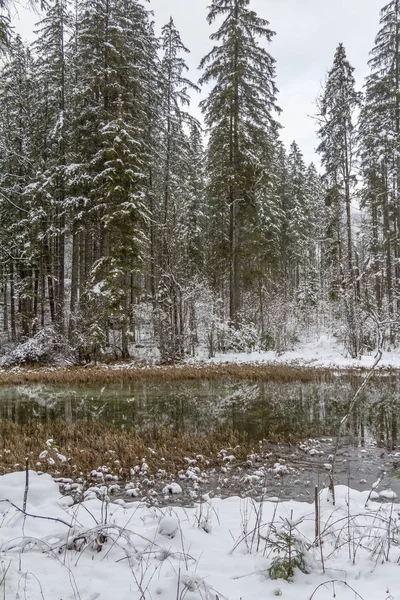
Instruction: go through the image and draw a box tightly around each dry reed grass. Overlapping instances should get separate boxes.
[0,362,340,386]
[0,419,264,478]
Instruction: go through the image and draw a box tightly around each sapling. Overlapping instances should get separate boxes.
[264,512,309,581]
[22,457,29,537]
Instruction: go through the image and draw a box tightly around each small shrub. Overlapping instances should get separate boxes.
[222,321,260,353]
[265,515,309,581]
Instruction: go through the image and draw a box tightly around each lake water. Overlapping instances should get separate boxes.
[0,376,399,447]
[1,376,400,501]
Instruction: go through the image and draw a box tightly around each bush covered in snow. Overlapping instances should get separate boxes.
[0,327,72,367]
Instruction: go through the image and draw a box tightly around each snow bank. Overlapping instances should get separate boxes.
[0,472,400,599]
[205,333,400,369]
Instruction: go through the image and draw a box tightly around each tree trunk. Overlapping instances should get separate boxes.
[382,169,394,317]
[2,275,8,333]
[343,127,358,357]
[395,2,400,312]
[69,228,80,338]
[229,0,241,328]
[10,262,16,342]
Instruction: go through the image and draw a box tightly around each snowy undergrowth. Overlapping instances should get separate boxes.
[203,332,400,370]
[3,326,400,372]
[0,472,399,599]
[0,327,72,368]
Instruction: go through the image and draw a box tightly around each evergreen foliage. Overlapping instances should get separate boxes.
[317,43,362,357]
[199,0,280,327]
[1,0,399,362]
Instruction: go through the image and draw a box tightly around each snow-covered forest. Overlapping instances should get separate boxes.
[0,0,399,363]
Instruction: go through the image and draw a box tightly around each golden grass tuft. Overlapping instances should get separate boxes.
[0,362,341,386]
[0,419,264,479]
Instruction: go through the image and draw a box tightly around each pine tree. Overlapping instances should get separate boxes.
[317,43,362,356]
[369,0,400,193]
[67,0,152,357]
[153,17,200,361]
[0,36,35,339]
[200,0,280,327]
[89,104,148,357]
[301,163,327,307]
[359,0,400,329]
[285,141,308,289]
[28,0,71,333]
[134,17,161,308]
[184,122,206,277]
[359,77,391,317]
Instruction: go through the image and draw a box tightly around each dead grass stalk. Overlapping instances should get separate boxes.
[0,363,341,386]
[0,419,265,478]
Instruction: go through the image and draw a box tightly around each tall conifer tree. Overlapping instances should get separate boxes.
[317,43,361,356]
[200,0,280,327]
[153,17,199,361]
[360,0,400,326]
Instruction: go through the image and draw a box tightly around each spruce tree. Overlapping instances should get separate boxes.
[153,17,199,361]
[317,43,362,356]
[286,141,308,289]
[67,0,152,357]
[200,0,280,327]
[359,0,400,327]
[0,36,35,339]
[29,0,71,333]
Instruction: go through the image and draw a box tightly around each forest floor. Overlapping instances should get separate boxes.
[1,470,399,600]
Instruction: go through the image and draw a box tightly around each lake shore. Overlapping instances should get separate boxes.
[0,362,341,385]
[1,419,398,507]
[0,359,396,386]
[1,335,399,385]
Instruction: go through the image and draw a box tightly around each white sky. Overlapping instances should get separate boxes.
[12,0,384,167]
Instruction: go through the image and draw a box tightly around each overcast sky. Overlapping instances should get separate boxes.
[13,0,384,166]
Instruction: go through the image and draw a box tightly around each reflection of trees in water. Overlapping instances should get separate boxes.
[347,381,400,450]
[0,377,399,445]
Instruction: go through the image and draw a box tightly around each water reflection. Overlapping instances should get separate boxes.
[0,378,399,446]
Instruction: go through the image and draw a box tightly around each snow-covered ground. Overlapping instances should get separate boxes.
[1,471,400,599]
[1,332,400,374]
[204,334,400,370]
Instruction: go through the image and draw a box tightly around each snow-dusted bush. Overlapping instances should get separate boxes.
[71,319,107,364]
[262,295,301,354]
[219,320,260,353]
[0,327,71,367]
